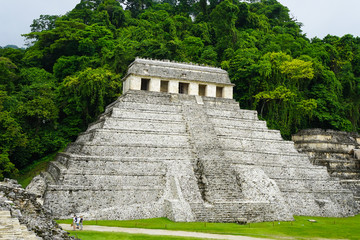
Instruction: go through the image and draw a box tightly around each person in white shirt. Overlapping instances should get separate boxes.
[76,216,81,229]
[72,215,77,231]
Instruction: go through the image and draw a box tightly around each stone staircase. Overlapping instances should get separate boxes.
[0,211,41,240]
[292,129,360,206]
[204,99,357,217]
[181,100,254,222]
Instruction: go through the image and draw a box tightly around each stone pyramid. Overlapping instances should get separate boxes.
[28,58,358,222]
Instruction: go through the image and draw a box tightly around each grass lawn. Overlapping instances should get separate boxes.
[68,231,210,240]
[14,147,67,188]
[57,214,360,239]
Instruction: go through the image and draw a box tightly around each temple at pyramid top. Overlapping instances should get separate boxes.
[122,58,234,99]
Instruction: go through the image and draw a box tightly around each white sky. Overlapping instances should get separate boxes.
[0,0,80,47]
[1,0,360,47]
[277,0,360,39]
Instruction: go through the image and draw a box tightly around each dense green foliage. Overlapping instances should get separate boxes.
[59,215,360,239]
[1,0,360,179]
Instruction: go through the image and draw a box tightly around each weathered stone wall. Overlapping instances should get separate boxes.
[126,58,231,84]
[0,210,41,240]
[292,128,360,207]
[0,179,73,240]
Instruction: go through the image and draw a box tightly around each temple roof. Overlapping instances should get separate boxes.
[125,57,232,85]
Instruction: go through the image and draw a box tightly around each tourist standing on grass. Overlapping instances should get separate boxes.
[72,215,77,231]
[76,216,81,229]
[80,216,84,230]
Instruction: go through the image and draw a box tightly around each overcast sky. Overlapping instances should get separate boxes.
[277,0,360,39]
[1,0,360,47]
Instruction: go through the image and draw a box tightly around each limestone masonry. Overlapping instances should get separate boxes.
[0,179,73,240]
[292,129,360,208]
[28,58,359,222]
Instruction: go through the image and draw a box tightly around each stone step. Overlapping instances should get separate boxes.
[40,171,56,185]
[202,97,240,109]
[304,151,353,160]
[97,109,112,121]
[111,108,183,121]
[205,108,258,120]
[330,171,360,179]
[88,117,187,133]
[117,100,182,113]
[259,165,331,180]
[47,161,67,183]
[65,160,167,175]
[294,142,355,153]
[77,129,189,142]
[340,180,360,196]
[119,90,185,105]
[60,174,166,187]
[62,159,173,174]
[66,143,193,158]
[190,201,286,222]
[223,149,311,167]
[56,152,193,166]
[44,187,164,208]
[102,97,121,114]
[219,137,298,153]
[292,131,359,144]
[223,146,297,156]
[312,158,360,169]
[76,129,190,146]
[0,211,11,218]
[209,117,267,129]
[0,211,41,240]
[87,118,105,131]
[215,126,282,140]
[46,183,165,191]
[329,168,360,174]
[231,161,329,172]
[283,191,357,217]
[313,160,358,176]
[340,179,360,185]
[275,178,346,192]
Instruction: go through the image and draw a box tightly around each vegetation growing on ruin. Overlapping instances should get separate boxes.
[1,0,360,179]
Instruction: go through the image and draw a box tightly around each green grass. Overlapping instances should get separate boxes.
[57,214,360,239]
[68,231,208,240]
[14,151,60,188]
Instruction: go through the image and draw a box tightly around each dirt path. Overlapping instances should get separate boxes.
[60,224,272,240]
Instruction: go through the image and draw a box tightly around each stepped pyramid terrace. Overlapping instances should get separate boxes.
[292,129,360,207]
[27,58,359,222]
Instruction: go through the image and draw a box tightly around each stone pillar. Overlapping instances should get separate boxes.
[129,76,141,91]
[206,84,216,98]
[188,82,199,96]
[168,80,179,93]
[123,78,130,93]
[223,86,233,99]
[149,78,160,92]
